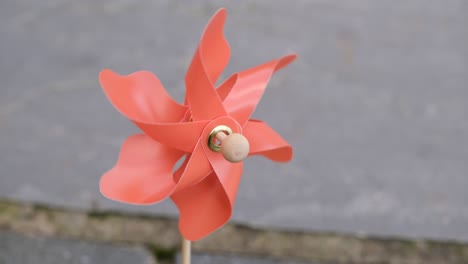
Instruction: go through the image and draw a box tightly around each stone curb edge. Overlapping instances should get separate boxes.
[1,199,467,264]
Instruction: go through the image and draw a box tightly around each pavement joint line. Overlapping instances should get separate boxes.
[1,199,468,264]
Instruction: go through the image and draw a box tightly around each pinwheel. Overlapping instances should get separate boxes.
[99,8,296,258]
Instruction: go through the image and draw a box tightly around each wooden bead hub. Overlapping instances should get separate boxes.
[208,125,250,163]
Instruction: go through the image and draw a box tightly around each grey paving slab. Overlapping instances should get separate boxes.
[0,231,155,264]
[176,253,313,264]
[1,0,468,242]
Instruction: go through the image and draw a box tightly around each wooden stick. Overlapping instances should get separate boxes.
[181,238,191,264]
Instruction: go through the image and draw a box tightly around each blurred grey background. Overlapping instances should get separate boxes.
[1,0,467,243]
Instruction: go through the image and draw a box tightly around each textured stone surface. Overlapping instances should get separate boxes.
[1,0,468,242]
[2,200,467,264]
[177,253,313,264]
[0,231,155,264]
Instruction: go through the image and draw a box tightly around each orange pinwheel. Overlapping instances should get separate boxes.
[99,8,296,241]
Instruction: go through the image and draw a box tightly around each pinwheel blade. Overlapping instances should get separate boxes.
[171,170,238,241]
[100,134,184,204]
[223,54,297,126]
[100,69,186,123]
[136,120,209,153]
[185,9,229,120]
[244,119,293,162]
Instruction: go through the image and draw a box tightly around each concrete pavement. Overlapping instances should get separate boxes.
[1,0,467,243]
[0,231,155,264]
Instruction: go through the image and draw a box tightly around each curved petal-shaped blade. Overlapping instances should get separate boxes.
[185,8,229,120]
[135,120,208,153]
[198,8,230,87]
[171,165,242,241]
[173,140,213,192]
[216,74,237,101]
[100,69,186,123]
[100,134,184,204]
[223,54,297,126]
[243,119,293,162]
[209,152,244,207]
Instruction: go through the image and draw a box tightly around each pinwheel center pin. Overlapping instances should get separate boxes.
[208,125,250,163]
